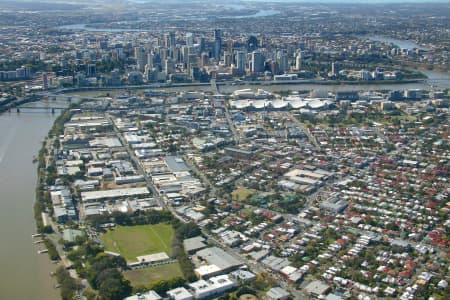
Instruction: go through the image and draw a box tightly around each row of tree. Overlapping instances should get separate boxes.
[55,266,80,300]
[87,210,174,230]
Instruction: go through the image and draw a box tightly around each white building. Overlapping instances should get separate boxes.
[124,290,162,300]
[189,275,236,299]
[167,287,194,300]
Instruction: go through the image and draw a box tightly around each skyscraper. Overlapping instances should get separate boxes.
[251,51,264,73]
[42,73,48,89]
[164,58,174,75]
[331,62,339,77]
[201,52,209,67]
[186,32,194,47]
[224,51,232,67]
[147,52,154,69]
[227,39,234,53]
[277,51,288,74]
[169,31,176,49]
[214,29,222,41]
[199,38,206,53]
[163,33,176,49]
[295,52,302,71]
[135,47,147,72]
[236,51,246,74]
[213,29,222,60]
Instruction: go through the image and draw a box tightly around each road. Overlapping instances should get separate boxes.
[223,104,240,145]
[289,112,321,150]
[108,114,168,210]
[210,79,240,144]
[182,155,217,198]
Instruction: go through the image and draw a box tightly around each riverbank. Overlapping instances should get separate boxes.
[33,107,79,299]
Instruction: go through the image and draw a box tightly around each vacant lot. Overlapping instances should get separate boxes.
[101,224,174,262]
[124,263,183,287]
[232,187,257,201]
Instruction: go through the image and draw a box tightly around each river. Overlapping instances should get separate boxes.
[57,8,279,32]
[145,70,449,94]
[0,106,61,300]
[366,35,429,51]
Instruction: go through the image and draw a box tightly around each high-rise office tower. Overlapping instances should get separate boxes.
[227,39,234,53]
[199,38,206,53]
[277,51,288,74]
[295,52,302,71]
[270,61,279,76]
[186,32,194,47]
[134,47,147,72]
[181,46,189,65]
[251,51,264,73]
[200,52,209,67]
[331,62,339,77]
[163,33,171,48]
[164,58,174,75]
[169,31,176,49]
[97,38,108,50]
[188,54,198,69]
[173,47,181,63]
[187,46,196,56]
[213,29,222,60]
[214,40,221,61]
[236,51,246,74]
[163,34,169,48]
[214,29,222,41]
[159,48,169,62]
[189,65,200,81]
[224,51,232,67]
[43,73,48,89]
[147,52,154,69]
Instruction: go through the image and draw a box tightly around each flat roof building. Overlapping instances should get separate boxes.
[266,287,290,300]
[194,264,222,279]
[304,280,331,298]
[189,275,236,299]
[184,236,208,254]
[124,290,162,300]
[81,187,150,202]
[165,156,191,172]
[167,287,194,300]
[230,270,256,283]
[195,247,243,273]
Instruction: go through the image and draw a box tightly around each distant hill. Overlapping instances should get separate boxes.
[0,1,85,11]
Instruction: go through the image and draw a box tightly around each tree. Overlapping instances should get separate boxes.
[55,266,80,300]
[98,277,132,300]
[173,221,201,239]
[95,268,122,288]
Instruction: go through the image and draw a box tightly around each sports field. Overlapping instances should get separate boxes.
[124,262,183,287]
[101,223,174,262]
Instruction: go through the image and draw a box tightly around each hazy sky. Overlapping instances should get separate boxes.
[1,0,448,4]
[1,0,446,2]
